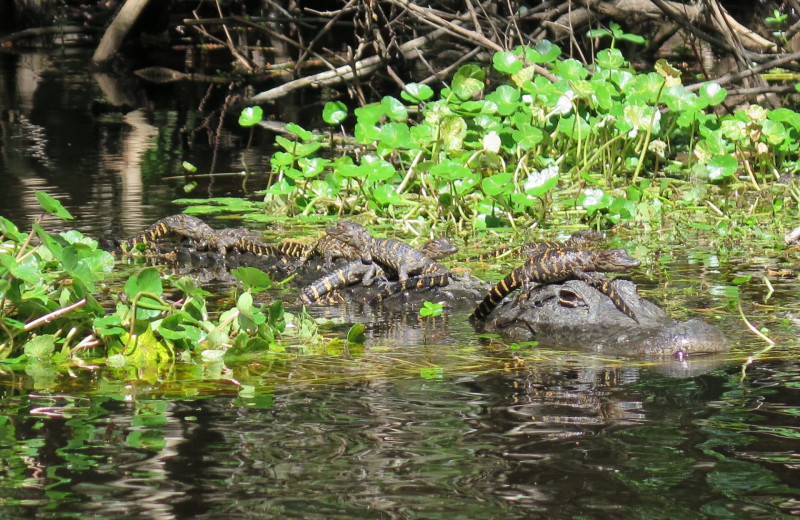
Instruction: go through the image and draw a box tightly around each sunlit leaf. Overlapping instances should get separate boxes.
[35,191,73,221]
[238,106,263,127]
[493,51,523,75]
[401,82,434,102]
[322,101,348,125]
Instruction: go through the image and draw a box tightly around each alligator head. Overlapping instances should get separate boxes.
[592,248,641,272]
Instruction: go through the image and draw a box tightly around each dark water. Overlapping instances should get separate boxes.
[2,48,800,519]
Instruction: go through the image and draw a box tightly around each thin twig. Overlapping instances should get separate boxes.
[24,298,87,332]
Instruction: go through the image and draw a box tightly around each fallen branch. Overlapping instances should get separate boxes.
[93,0,154,63]
[248,27,446,103]
[0,25,99,45]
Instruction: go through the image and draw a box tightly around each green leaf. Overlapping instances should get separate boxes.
[452,64,485,100]
[372,184,402,206]
[485,85,520,116]
[322,101,348,125]
[24,335,56,359]
[420,366,444,379]
[381,96,408,121]
[0,217,26,243]
[481,172,514,196]
[492,51,523,75]
[285,122,313,141]
[419,301,443,317]
[231,267,272,293]
[578,188,613,215]
[274,136,321,158]
[698,82,727,107]
[707,154,739,181]
[379,122,413,149]
[347,323,366,344]
[182,161,198,172]
[595,48,625,70]
[94,315,126,336]
[238,106,263,127]
[35,191,73,221]
[126,267,163,298]
[401,82,434,102]
[553,59,588,81]
[731,275,752,285]
[440,116,468,150]
[525,40,561,64]
[524,166,559,197]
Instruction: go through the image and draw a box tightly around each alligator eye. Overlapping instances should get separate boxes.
[558,288,585,308]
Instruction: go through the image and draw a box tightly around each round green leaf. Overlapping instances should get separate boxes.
[707,154,738,181]
[481,172,514,196]
[493,51,523,75]
[452,64,485,100]
[401,82,434,102]
[372,184,402,206]
[322,101,348,125]
[24,334,55,359]
[238,106,263,127]
[381,96,408,121]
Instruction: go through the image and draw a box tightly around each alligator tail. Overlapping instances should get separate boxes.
[298,269,352,305]
[236,237,282,256]
[277,240,312,258]
[469,268,524,321]
[370,274,449,304]
[120,220,171,251]
[589,277,640,324]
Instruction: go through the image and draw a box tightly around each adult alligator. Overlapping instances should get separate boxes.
[469,247,641,323]
[484,278,727,358]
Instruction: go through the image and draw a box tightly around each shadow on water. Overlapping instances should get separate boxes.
[1,48,800,519]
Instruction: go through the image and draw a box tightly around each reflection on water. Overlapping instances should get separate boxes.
[2,354,800,519]
[2,47,800,520]
[0,47,271,238]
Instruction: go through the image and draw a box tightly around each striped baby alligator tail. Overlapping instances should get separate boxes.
[119,218,173,251]
[298,269,354,305]
[592,277,640,324]
[469,267,525,322]
[276,240,312,258]
[369,274,449,304]
[235,237,282,256]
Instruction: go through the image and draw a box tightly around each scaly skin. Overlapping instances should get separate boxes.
[121,214,220,253]
[277,233,361,268]
[300,237,458,305]
[469,248,641,322]
[324,221,450,286]
[121,214,284,256]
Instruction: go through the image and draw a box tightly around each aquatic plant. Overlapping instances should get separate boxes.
[0,193,288,375]
[227,42,799,230]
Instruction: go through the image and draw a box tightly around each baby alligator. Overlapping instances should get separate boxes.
[299,237,458,305]
[469,248,641,322]
[464,229,604,262]
[324,221,453,298]
[276,233,361,268]
[121,214,283,256]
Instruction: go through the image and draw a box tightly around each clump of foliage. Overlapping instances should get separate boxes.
[0,193,288,376]
[251,41,800,228]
